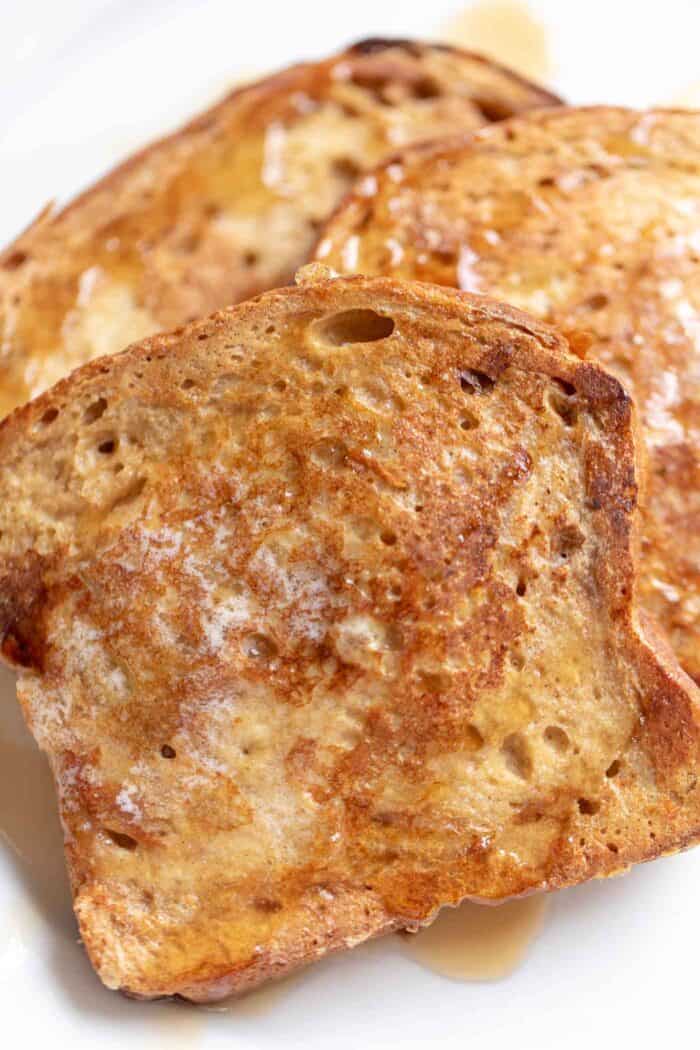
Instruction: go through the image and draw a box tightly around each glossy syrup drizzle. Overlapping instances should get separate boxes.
[399,895,548,981]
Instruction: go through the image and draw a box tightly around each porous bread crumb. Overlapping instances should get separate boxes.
[0,39,559,417]
[317,106,700,685]
[0,275,698,1002]
[116,785,142,820]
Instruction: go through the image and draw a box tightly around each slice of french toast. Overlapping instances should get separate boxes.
[0,38,559,419]
[316,106,700,686]
[1,271,698,1001]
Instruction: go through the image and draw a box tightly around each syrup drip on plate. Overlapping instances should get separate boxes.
[399,895,548,981]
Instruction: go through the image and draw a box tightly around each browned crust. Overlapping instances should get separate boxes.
[1,39,561,267]
[0,277,579,466]
[0,276,560,439]
[0,551,49,668]
[2,275,699,1001]
[345,37,562,105]
[132,894,401,1003]
[314,104,695,253]
[0,37,562,424]
[315,104,700,689]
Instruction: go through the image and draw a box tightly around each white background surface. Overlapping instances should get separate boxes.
[2,2,700,1047]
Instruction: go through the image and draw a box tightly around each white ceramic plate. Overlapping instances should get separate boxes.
[2,2,700,1047]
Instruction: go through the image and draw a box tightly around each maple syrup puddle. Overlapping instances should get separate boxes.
[399,895,548,981]
[440,0,551,82]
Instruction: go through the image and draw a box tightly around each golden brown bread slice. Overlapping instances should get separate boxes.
[317,106,700,685]
[0,38,559,419]
[1,271,699,1001]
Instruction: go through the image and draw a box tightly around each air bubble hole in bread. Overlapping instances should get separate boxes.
[0,38,560,417]
[317,106,700,685]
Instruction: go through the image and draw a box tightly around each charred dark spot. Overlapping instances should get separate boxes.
[2,250,28,270]
[0,552,48,671]
[552,522,585,560]
[348,37,421,57]
[253,897,283,913]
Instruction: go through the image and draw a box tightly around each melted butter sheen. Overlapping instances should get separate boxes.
[320,108,700,685]
[400,896,548,981]
[2,41,556,419]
